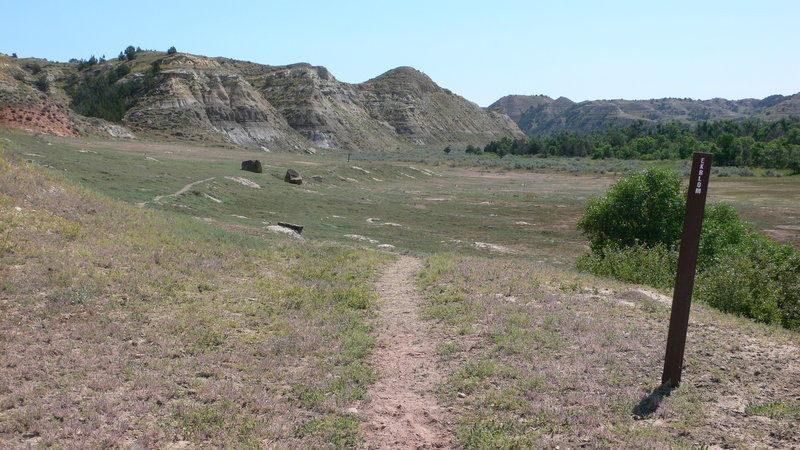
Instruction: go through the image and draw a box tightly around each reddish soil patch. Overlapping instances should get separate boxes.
[0,102,81,137]
[360,256,455,449]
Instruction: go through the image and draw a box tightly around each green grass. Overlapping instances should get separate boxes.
[6,129,796,266]
[0,129,610,265]
[745,400,800,421]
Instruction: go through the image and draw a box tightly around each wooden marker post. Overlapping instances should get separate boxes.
[662,152,713,387]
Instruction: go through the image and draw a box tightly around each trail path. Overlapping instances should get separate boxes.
[361,256,454,449]
[136,177,215,208]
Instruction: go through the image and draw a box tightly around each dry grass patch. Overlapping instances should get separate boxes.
[419,254,800,449]
[0,149,392,447]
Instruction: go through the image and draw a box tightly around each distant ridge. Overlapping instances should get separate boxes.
[489,93,800,135]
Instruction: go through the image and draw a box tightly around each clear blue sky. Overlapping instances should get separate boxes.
[3,0,798,106]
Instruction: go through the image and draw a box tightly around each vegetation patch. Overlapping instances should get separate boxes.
[576,168,800,330]
[0,148,390,447]
[481,117,800,170]
[65,56,162,122]
[419,253,800,448]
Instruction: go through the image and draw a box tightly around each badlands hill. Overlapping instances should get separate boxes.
[490,93,800,136]
[0,51,523,151]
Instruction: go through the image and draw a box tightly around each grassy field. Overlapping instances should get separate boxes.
[3,129,798,263]
[2,127,799,447]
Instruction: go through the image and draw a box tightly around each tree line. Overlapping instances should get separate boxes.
[475,117,800,170]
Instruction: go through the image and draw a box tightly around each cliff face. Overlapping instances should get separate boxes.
[498,93,800,136]
[238,62,409,150]
[123,54,309,150]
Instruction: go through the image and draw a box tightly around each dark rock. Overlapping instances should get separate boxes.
[277,222,303,234]
[284,169,303,185]
[311,175,324,182]
[241,160,263,173]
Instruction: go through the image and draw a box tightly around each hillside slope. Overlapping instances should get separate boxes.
[359,67,525,148]
[0,145,391,447]
[0,54,92,137]
[1,51,524,151]
[488,94,555,122]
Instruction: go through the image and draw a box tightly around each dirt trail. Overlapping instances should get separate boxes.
[136,177,215,207]
[361,256,455,449]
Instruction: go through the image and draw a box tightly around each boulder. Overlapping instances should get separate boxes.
[241,160,262,173]
[277,222,304,234]
[284,169,303,185]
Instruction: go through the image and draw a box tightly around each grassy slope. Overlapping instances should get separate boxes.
[418,254,800,448]
[0,145,392,447]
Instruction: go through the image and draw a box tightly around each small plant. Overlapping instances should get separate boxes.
[436,341,460,359]
[745,401,800,420]
[0,212,14,254]
[26,62,42,74]
[35,74,49,92]
[61,285,93,304]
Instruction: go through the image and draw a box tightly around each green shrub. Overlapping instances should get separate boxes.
[697,203,751,269]
[577,168,800,331]
[696,234,799,330]
[576,244,677,290]
[577,168,684,252]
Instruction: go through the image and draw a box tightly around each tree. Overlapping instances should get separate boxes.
[443,146,451,154]
[167,46,177,55]
[124,45,136,61]
[577,168,685,252]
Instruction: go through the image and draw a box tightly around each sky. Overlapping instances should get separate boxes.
[3,0,799,106]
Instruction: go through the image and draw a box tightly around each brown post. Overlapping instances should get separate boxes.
[662,152,713,387]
